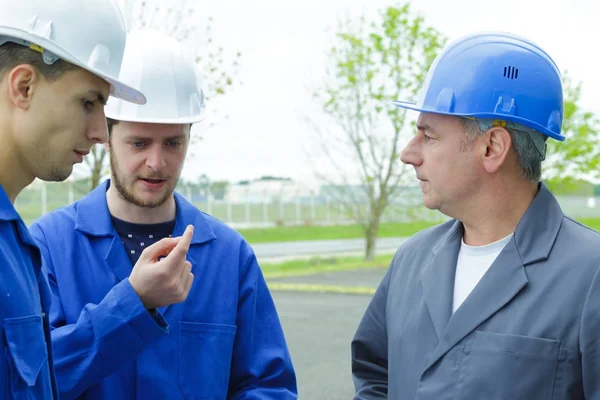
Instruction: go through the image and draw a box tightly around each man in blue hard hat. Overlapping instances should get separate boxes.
[352,31,600,399]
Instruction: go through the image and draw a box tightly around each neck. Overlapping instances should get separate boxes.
[0,125,34,204]
[106,183,177,224]
[457,177,538,246]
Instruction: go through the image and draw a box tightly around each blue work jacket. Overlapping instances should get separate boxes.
[0,185,58,399]
[30,181,297,400]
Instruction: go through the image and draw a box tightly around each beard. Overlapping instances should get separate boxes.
[109,153,176,208]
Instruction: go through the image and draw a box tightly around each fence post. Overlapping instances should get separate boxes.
[245,200,250,224]
[279,198,284,222]
[41,182,47,216]
[207,192,213,215]
[263,198,268,224]
[227,200,233,223]
[68,178,74,205]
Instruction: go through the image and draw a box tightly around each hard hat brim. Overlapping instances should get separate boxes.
[0,29,147,105]
[101,74,147,105]
[104,100,206,124]
[391,100,566,141]
[71,60,147,105]
[103,111,206,124]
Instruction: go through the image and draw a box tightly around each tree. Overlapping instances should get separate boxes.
[313,4,446,260]
[209,181,230,200]
[544,73,600,193]
[84,0,241,190]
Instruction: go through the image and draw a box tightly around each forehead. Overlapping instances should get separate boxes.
[56,67,110,100]
[417,112,464,134]
[113,121,190,138]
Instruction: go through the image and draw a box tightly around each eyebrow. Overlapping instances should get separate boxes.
[85,90,108,106]
[416,124,435,133]
[127,134,188,141]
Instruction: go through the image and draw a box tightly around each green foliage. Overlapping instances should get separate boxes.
[316,3,446,259]
[85,0,242,189]
[544,177,594,196]
[544,73,600,184]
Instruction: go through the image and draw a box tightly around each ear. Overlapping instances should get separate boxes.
[7,65,39,110]
[103,140,110,152]
[481,126,512,174]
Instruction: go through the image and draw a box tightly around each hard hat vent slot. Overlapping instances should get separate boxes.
[503,66,519,80]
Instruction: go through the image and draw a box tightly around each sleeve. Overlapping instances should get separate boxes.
[29,222,169,399]
[227,242,298,399]
[351,263,392,399]
[580,264,600,399]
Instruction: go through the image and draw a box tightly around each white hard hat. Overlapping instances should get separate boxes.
[105,29,206,124]
[0,0,146,104]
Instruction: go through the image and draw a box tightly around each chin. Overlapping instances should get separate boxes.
[39,167,72,182]
[421,196,440,211]
[136,192,171,208]
[422,203,438,211]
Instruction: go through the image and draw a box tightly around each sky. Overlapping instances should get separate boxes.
[111,0,600,185]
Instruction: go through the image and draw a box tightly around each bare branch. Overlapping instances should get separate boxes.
[81,0,242,187]
[313,4,445,259]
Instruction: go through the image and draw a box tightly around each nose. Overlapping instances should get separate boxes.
[145,144,167,171]
[400,135,423,167]
[87,108,108,144]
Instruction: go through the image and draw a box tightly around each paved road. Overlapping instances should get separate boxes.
[253,237,407,262]
[269,268,387,289]
[273,291,373,399]
[270,268,387,399]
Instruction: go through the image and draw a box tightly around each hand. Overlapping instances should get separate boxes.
[128,225,195,309]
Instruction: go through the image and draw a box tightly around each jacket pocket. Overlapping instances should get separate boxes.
[4,315,53,399]
[178,321,237,400]
[461,331,560,400]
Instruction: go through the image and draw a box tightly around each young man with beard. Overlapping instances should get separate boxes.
[0,1,150,398]
[30,30,297,399]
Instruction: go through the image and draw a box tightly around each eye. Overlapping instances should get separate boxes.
[167,140,183,148]
[81,99,95,111]
[132,141,146,149]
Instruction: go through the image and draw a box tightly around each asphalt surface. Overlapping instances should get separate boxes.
[269,267,388,289]
[253,237,407,262]
[270,267,387,399]
[273,291,373,399]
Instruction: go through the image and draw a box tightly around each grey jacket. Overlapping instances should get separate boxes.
[353,184,600,399]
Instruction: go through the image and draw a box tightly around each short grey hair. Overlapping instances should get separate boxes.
[460,118,547,182]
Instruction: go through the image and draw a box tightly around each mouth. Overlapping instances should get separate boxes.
[73,150,89,163]
[138,177,168,188]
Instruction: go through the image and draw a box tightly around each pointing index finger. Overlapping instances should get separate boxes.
[169,225,194,260]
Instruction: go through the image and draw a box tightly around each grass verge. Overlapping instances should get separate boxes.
[239,221,444,244]
[261,253,394,279]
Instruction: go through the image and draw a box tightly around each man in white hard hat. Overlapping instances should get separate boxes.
[0,1,158,398]
[30,29,298,399]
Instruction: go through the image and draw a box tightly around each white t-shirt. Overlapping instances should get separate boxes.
[452,233,513,313]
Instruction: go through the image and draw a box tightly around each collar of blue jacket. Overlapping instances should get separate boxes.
[74,179,217,245]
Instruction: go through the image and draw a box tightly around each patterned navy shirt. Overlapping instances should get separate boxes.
[111,216,176,266]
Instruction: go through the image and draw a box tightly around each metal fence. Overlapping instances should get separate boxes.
[14,180,600,228]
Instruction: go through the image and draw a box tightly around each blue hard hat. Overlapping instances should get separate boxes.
[392,31,565,141]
